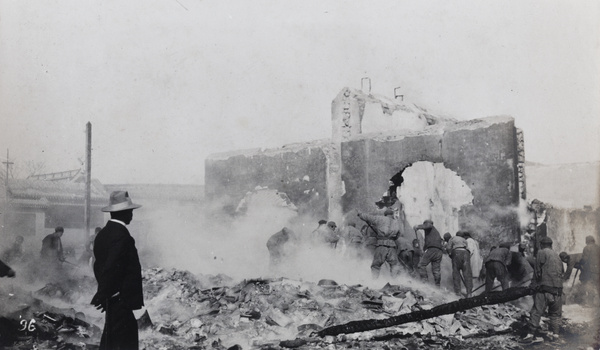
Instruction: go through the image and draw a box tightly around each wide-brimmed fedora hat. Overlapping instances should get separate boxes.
[101,191,142,212]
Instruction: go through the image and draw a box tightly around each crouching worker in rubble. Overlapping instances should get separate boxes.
[559,251,582,283]
[480,242,512,292]
[267,227,295,270]
[522,236,564,343]
[91,191,144,350]
[357,209,400,279]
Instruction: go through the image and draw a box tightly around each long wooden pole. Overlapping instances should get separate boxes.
[2,149,13,237]
[84,122,92,242]
[317,286,535,337]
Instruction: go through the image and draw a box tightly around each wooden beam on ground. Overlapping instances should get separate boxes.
[317,286,535,337]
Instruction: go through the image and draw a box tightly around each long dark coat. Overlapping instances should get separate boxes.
[92,221,144,310]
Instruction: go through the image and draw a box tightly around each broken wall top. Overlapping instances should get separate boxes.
[349,115,515,143]
[206,138,332,161]
[331,87,458,140]
[206,116,515,162]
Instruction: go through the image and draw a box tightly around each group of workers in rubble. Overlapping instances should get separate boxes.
[559,235,600,305]
[265,206,489,298]
[264,201,600,344]
[0,191,145,350]
[0,224,102,279]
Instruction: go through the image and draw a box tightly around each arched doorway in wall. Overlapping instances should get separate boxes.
[396,161,474,236]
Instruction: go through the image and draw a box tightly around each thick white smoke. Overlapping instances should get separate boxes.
[135,193,457,302]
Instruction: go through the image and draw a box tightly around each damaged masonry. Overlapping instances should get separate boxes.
[0,86,598,350]
[206,87,523,247]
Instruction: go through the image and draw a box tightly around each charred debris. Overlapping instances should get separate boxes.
[0,267,597,350]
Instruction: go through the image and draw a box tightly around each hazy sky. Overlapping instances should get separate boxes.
[0,0,598,184]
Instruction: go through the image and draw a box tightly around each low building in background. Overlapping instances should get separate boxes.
[3,172,107,249]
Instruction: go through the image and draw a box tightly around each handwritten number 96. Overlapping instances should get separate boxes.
[19,319,36,332]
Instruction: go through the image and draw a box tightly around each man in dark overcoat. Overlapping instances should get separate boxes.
[91,191,143,350]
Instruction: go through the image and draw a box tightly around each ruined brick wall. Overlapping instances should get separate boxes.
[443,117,521,247]
[205,143,330,218]
[341,132,443,215]
[340,116,520,248]
[205,116,521,248]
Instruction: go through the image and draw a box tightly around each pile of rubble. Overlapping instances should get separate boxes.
[0,283,102,350]
[138,268,532,349]
[1,267,596,349]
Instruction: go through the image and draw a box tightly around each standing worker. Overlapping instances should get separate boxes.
[41,227,65,263]
[463,231,483,281]
[91,191,144,350]
[414,220,443,287]
[341,222,366,259]
[323,221,340,249]
[444,231,473,297]
[579,235,600,305]
[358,209,400,279]
[267,227,294,269]
[481,243,512,292]
[522,236,564,343]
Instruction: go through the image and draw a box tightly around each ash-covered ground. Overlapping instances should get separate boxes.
[0,202,598,349]
[0,262,598,350]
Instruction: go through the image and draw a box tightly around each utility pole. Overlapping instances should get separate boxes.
[2,149,14,236]
[84,123,92,242]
